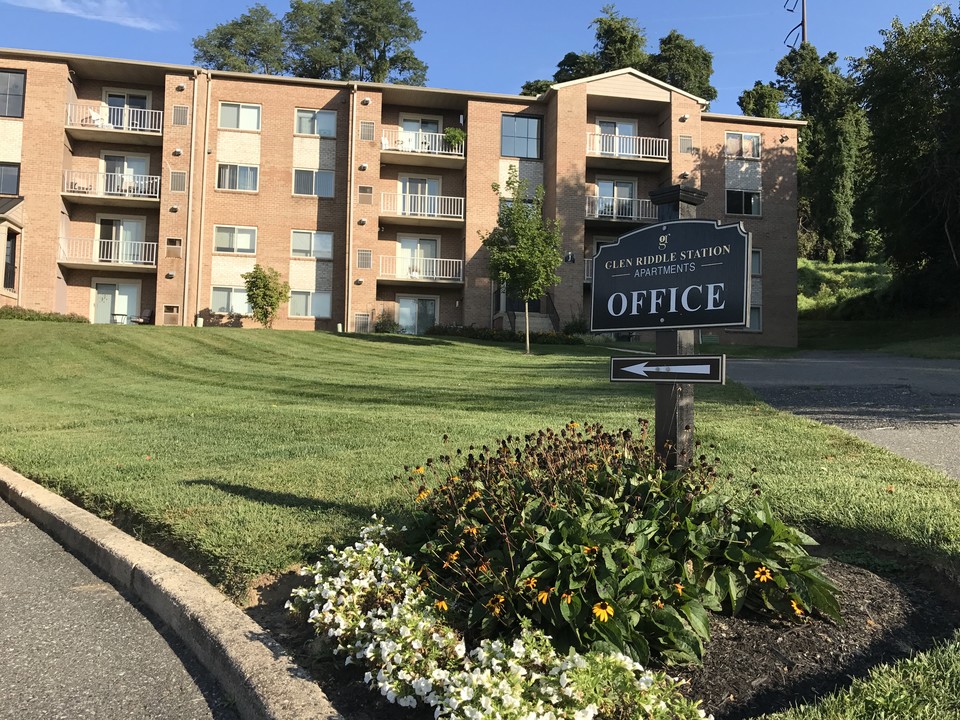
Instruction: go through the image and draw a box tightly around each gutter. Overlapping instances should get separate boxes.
[345,84,357,331]
[194,69,212,322]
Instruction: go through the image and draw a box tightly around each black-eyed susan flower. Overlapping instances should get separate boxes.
[754,566,773,583]
[415,488,431,502]
[592,601,614,622]
[435,599,448,612]
[413,466,426,474]
[465,491,481,503]
[674,582,684,596]
[537,587,555,605]
[485,594,505,616]
[523,577,537,590]
[463,525,478,537]
[561,591,574,605]
[583,545,599,556]
[443,550,460,568]
[791,600,805,617]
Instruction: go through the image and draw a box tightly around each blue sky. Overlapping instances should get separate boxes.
[0,0,939,114]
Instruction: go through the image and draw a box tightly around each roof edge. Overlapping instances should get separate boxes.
[549,67,708,107]
[702,112,807,127]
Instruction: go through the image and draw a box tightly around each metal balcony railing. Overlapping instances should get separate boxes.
[379,256,463,281]
[585,196,658,222]
[586,133,669,161]
[65,103,163,134]
[381,192,465,220]
[58,237,158,267]
[381,129,464,157]
[63,170,161,200]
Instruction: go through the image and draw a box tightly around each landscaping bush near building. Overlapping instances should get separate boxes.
[0,306,89,322]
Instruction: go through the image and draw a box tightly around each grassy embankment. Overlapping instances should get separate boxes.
[1,321,960,717]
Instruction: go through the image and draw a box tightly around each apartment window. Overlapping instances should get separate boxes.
[165,237,183,259]
[725,131,761,159]
[214,225,257,254]
[679,135,694,154]
[354,312,371,333]
[293,169,334,197]
[726,190,761,216]
[357,249,372,269]
[172,105,189,126]
[296,109,336,137]
[211,286,250,315]
[290,290,332,318]
[0,163,19,195]
[3,232,15,290]
[291,230,333,259]
[217,163,259,192]
[219,102,261,131]
[501,114,542,159]
[170,171,187,192]
[359,121,375,141]
[0,70,25,118]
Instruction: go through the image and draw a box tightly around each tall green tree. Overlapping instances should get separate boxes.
[775,43,868,261]
[193,0,427,85]
[521,5,716,102]
[192,4,286,75]
[481,168,563,355]
[737,80,785,118]
[857,7,960,305]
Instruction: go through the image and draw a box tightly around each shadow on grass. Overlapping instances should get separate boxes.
[344,333,454,347]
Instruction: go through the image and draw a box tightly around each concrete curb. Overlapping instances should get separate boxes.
[0,465,343,720]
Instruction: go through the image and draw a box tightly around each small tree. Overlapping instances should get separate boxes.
[242,264,290,328]
[481,167,563,354]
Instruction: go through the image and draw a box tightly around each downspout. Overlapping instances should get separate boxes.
[181,67,200,325]
[345,84,358,331]
[194,69,213,321]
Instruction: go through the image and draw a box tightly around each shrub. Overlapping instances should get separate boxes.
[403,421,841,665]
[0,306,88,323]
[241,264,290,328]
[562,316,591,335]
[373,310,404,334]
[288,518,710,719]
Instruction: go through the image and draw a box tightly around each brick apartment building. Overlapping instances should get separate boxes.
[0,48,804,346]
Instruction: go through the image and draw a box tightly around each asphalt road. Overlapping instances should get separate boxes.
[727,351,960,480]
[0,498,238,720]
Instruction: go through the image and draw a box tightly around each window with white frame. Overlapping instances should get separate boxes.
[725,131,761,159]
[211,286,250,315]
[290,290,332,318]
[748,248,762,331]
[217,163,259,192]
[214,225,256,254]
[295,108,336,137]
[291,230,333,258]
[219,102,261,131]
[293,169,334,197]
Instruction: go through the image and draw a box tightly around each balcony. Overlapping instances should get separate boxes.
[380,130,465,169]
[586,133,669,171]
[62,171,161,208]
[380,192,465,227]
[379,256,463,283]
[58,237,158,272]
[585,196,658,223]
[65,103,164,146]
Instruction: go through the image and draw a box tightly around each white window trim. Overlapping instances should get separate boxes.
[290,229,334,259]
[396,293,440,333]
[596,116,638,134]
[294,108,337,137]
[289,290,333,319]
[397,233,442,251]
[216,163,260,193]
[101,87,152,110]
[397,174,443,195]
[292,168,335,198]
[398,113,444,131]
[213,224,258,254]
[725,131,762,160]
[210,286,251,316]
[218,101,262,131]
[94,213,148,233]
[98,150,151,175]
[89,276,143,322]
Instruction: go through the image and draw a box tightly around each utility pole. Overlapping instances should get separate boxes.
[784,0,808,47]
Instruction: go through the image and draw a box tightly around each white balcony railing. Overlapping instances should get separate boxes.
[381,129,464,157]
[63,170,161,200]
[58,236,158,267]
[586,133,669,161]
[65,103,163,134]
[381,192,465,220]
[585,196,658,222]
[379,256,463,281]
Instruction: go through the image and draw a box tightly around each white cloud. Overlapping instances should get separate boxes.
[2,0,171,31]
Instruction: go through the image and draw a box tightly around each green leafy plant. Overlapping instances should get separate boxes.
[373,310,404,333]
[0,306,89,322]
[442,126,466,149]
[241,264,290,328]
[403,421,841,665]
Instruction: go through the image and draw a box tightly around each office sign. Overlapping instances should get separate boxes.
[610,355,726,384]
[591,220,751,332]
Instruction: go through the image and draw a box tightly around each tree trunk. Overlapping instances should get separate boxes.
[524,300,530,355]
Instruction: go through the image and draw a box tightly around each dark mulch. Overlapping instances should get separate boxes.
[246,553,960,720]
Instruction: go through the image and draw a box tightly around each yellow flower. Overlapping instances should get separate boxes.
[485,594,505,616]
[537,587,554,605]
[465,491,481,503]
[754,566,773,583]
[413,466,425,474]
[463,525,478,537]
[583,545,599,556]
[415,488,431,502]
[673,582,684,596]
[443,550,460,568]
[523,577,537,590]
[561,591,574,605]
[435,599,448,612]
[568,421,580,429]
[592,601,614,622]
[654,599,664,609]
[450,475,460,482]
[791,600,805,617]
[586,462,598,471]
[477,560,491,574]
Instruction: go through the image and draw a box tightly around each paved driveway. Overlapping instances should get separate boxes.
[727,352,960,480]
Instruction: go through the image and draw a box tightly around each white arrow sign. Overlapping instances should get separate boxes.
[622,362,714,378]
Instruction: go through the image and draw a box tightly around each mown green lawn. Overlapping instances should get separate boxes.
[2,320,960,718]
